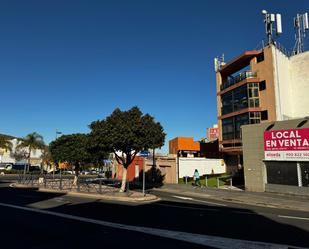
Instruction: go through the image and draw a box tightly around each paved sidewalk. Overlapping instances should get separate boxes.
[12,183,159,203]
[156,184,309,212]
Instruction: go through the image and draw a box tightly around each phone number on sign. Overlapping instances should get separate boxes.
[285,152,309,157]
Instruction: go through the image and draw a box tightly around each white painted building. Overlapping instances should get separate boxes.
[272,47,309,120]
[0,138,43,166]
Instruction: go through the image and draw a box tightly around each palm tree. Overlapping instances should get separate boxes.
[17,132,45,172]
[40,145,51,173]
[0,135,13,163]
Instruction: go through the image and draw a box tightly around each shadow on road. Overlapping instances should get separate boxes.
[0,183,308,248]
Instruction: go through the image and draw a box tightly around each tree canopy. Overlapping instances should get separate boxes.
[89,106,165,191]
[49,133,90,167]
[90,106,165,167]
[16,132,45,154]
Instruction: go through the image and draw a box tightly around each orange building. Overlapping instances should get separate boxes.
[169,137,200,156]
[114,156,144,182]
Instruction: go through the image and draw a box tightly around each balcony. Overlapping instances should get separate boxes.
[221,71,257,91]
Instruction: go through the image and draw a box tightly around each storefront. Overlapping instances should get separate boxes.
[264,128,309,188]
[242,118,309,195]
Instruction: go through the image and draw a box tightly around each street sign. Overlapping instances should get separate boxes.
[139,150,150,157]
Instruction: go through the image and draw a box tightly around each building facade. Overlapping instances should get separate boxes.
[242,118,309,196]
[169,137,200,157]
[0,137,43,166]
[216,44,309,171]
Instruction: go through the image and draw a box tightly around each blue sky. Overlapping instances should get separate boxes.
[0,0,308,152]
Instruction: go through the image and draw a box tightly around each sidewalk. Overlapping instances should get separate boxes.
[156,184,309,212]
[12,183,159,203]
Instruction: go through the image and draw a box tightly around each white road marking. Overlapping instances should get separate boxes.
[278,215,309,221]
[0,202,305,249]
[172,195,193,200]
[172,195,227,206]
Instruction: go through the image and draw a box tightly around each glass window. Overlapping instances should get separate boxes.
[235,113,249,139]
[222,117,234,140]
[221,92,233,115]
[221,85,249,115]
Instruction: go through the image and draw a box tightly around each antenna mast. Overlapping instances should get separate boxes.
[293,12,309,55]
[262,10,282,45]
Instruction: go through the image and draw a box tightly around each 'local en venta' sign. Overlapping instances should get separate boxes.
[264,128,309,161]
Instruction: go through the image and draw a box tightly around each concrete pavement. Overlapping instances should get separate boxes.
[8,179,309,211]
[155,184,309,212]
[11,182,159,203]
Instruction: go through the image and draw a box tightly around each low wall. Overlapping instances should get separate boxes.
[178,158,226,178]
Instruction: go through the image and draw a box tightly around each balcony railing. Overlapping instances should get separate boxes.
[221,71,257,91]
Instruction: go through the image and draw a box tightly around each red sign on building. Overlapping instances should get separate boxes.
[264,128,309,161]
[207,127,219,140]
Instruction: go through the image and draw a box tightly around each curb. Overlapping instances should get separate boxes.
[11,183,160,204]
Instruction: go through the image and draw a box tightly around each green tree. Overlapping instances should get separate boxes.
[16,132,45,171]
[49,133,90,185]
[89,106,165,192]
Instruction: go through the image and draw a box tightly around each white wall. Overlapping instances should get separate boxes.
[178,158,226,178]
[289,51,309,118]
[272,46,309,120]
[272,46,293,120]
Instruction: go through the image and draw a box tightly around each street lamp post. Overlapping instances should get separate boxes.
[54,130,62,180]
[140,150,150,196]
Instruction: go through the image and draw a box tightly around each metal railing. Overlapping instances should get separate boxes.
[18,173,121,195]
[221,71,257,91]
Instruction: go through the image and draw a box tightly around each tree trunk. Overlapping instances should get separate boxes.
[73,164,79,186]
[120,167,127,192]
[28,147,31,173]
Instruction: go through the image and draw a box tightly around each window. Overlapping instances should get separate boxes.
[261,110,268,120]
[248,83,260,108]
[249,112,261,124]
[235,114,249,139]
[221,85,249,115]
[222,117,234,140]
[221,92,233,115]
[222,113,250,140]
[259,80,266,91]
[257,52,264,63]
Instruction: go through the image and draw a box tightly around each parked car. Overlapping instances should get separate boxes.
[90,169,98,175]
[97,171,106,178]
[62,170,74,174]
[0,163,13,171]
[6,164,27,171]
[29,166,41,173]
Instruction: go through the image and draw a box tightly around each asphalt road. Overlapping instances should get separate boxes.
[0,180,308,249]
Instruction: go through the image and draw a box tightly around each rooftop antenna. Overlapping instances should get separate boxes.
[293,12,308,55]
[262,10,282,45]
[214,54,225,72]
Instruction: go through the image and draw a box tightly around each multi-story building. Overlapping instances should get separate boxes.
[216,43,309,171]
